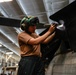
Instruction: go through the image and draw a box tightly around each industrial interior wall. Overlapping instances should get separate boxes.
[46,51,76,75]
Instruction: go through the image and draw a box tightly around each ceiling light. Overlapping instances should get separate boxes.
[0,0,12,2]
[0,42,2,47]
[6,52,13,55]
[0,44,2,47]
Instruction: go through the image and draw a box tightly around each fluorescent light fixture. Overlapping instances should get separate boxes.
[0,44,2,47]
[6,52,13,55]
[0,0,12,2]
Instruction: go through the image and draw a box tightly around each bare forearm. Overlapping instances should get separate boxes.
[42,32,55,44]
[28,25,55,45]
[28,31,52,45]
[35,31,51,44]
[35,24,55,44]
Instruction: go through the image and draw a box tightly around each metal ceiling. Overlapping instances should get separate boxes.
[0,0,75,62]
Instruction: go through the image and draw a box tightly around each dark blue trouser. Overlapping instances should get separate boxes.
[17,56,45,75]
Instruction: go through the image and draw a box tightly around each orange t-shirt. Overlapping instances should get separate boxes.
[18,31,42,57]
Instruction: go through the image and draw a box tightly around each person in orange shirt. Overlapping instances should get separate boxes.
[17,16,55,75]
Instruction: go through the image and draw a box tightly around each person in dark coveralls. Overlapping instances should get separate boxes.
[17,16,55,75]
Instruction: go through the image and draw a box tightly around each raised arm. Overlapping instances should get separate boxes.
[28,24,55,45]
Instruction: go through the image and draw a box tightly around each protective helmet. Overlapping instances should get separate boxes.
[20,16,39,31]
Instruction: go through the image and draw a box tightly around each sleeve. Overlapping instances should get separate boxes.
[18,32,33,44]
